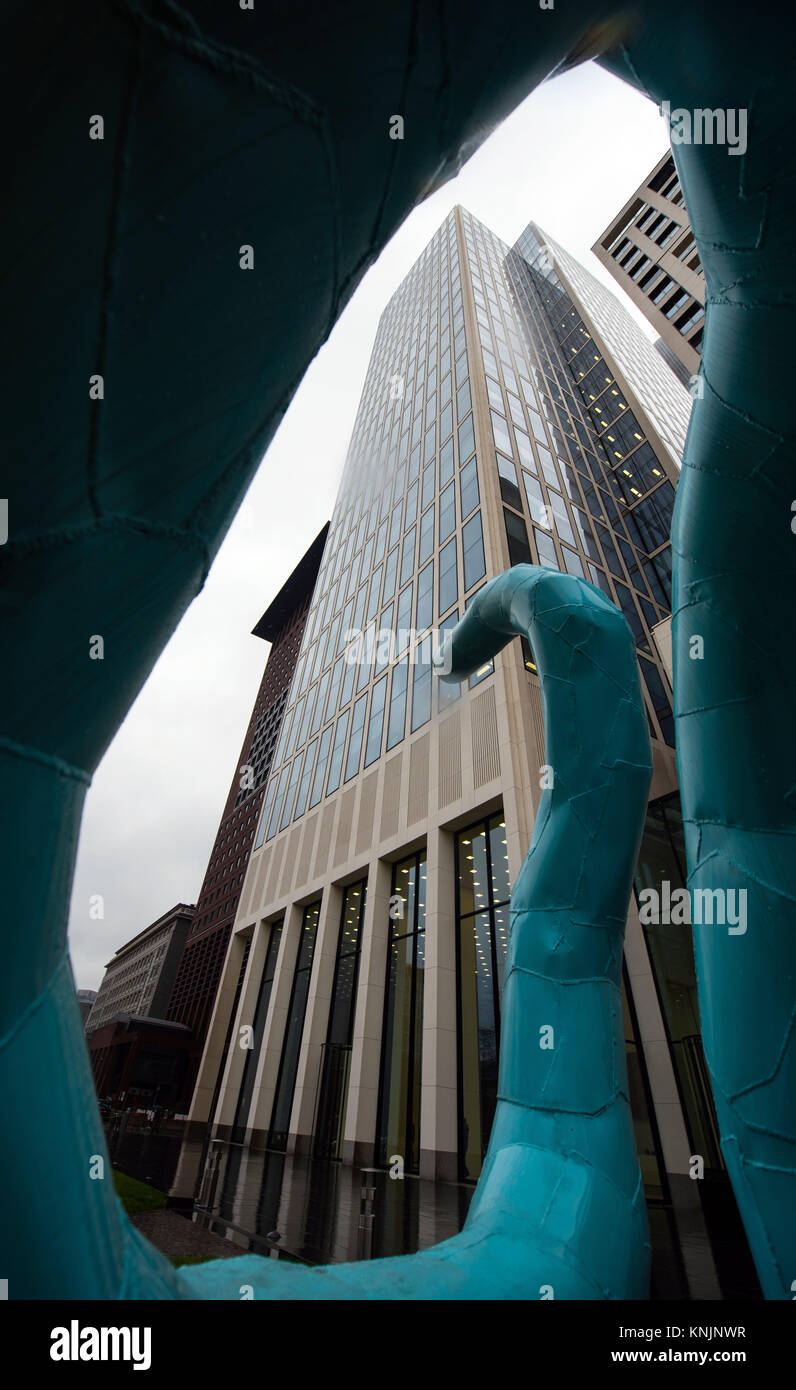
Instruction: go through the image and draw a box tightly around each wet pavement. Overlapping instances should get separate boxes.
[131,1208,243,1264]
[196,1144,474,1265]
[109,1127,751,1296]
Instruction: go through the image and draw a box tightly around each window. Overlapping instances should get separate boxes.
[562,547,585,578]
[534,527,559,570]
[486,375,503,411]
[382,545,399,604]
[326,708,350,796]
[437,607,461,709]
[624,482,675,552]
[377,852,427,1171]
[440,436,454,485]
[438,536,457,615]
[344,692,368,783]
[395,582,413,653]
[496,453,522,509]
[418,504,435,564]
[386,657,409,750]
[268,903,321,1150]
[366,564,383,624]
[364,677,387,766]
[255,771,280,849]
[515,428,534,472]
[462,512,486,590]
[305,669,327,739]
[278,754,303,831]
[436,478,456,541]
[523,471,548,527]
[416,559,434,632]
[230,919,283,1142]
[639,654,674,746]
[460,456,479,519]
[491,409,513,456]
[458,411,475,463]
[309,725,333,809]
[314,883,367,1159]
[293,737,318,820]
[549,494,575,546]
[504,508,531,566]
[400,526,416,586]
[411,635,432,732]
[456,815,510,1180]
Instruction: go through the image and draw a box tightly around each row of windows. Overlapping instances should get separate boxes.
[476,223,675,744]
[231,815,509,1179]
[256,589,490,849]
[258,224,487,836]
[257,211,678,855]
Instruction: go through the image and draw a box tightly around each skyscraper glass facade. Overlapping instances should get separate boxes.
[184,206,757,1296]
[252,210,680,855]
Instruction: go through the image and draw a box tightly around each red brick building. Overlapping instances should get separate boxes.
[167,525,328,1105]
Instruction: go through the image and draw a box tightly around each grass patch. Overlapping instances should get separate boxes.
[112,1168,167,1215]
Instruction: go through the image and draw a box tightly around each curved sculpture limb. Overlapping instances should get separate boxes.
[169,566,652,1298]
[598,34,796,1301]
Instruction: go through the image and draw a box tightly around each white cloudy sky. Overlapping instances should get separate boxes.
[70,61,669,991]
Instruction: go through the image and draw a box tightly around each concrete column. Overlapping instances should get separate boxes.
[624,895,721,1298]
[212,922,269,1133]
[495,654,538,890]
[186,927,250,1136]
[419,824,458,1181]
[246,900,306,1144]
[288,883,343,1153]
[625,896,691,1176]
[343,857,392,1166]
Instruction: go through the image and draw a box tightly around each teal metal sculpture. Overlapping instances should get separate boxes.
[1,0,794,1299]
[177,567,653,1298]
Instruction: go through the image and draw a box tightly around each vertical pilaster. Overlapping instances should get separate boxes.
[246,900,305,1143]
[419,823,458,1180]
[187,927,250,1135]
[624,896,721,1298]
[343,857,392,1165]
[288,884,343,1151]
[211,923,267,1133]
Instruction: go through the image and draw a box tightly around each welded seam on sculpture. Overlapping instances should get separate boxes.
[0,736,91,784]
[0,514,211,557]
[0,949,71,1055]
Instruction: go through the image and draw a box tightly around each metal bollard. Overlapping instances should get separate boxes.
[357,1182,377,1260]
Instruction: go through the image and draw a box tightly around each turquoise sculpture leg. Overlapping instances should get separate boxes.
[602,24,796,1303]
[177,565,652,1298]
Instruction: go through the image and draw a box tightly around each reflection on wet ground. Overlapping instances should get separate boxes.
[199,1144,474,1265]
[107,1126,185,1194]
[107,1127,754,1296]
[107,1125,472,1265]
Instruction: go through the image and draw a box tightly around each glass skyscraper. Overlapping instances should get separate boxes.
[185,207,756,1296]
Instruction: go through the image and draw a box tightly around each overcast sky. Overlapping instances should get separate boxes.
[70,61,670,991]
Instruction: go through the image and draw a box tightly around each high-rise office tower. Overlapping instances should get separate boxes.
[87,903,195,1107]
[166,526,328,1103]
[87,902,195,1033]
[592,152,705,384]
[186,208,753,1295]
